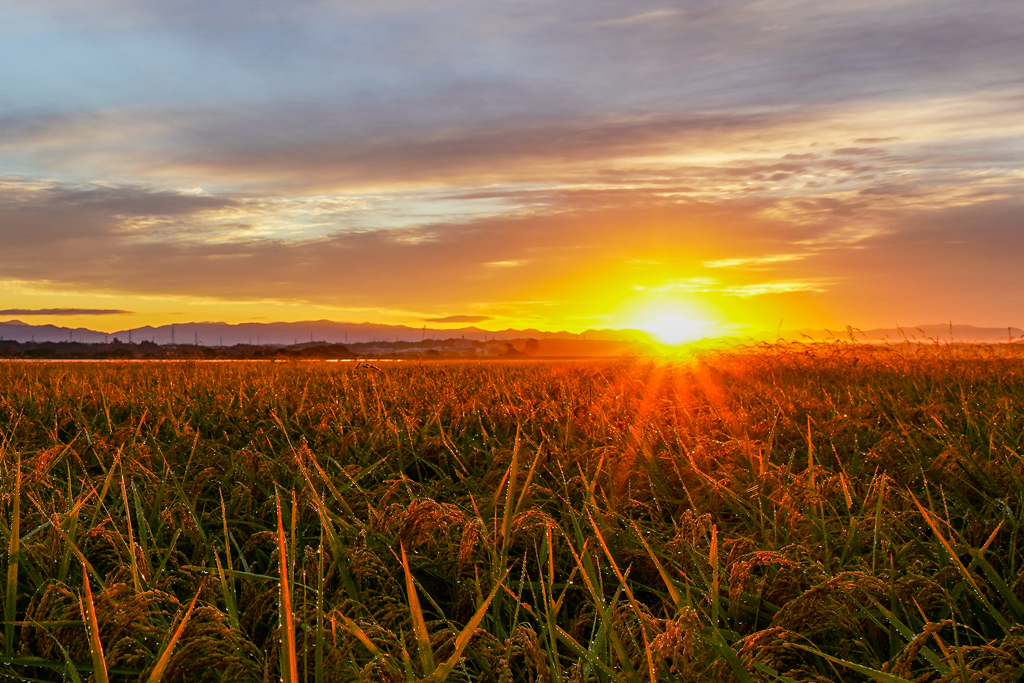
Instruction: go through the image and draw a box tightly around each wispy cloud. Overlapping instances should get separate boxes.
[703,254,807,269]
[721,282,830,297]
[637,278,832,297]
[424,315,492,323]
[0,308,131,315]
[594,9,682,27]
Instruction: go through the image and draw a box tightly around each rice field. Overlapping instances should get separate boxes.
[1,344,1023,682]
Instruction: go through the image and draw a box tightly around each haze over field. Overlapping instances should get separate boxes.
[2,0,1022,337]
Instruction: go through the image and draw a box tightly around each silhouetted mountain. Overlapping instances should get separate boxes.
[0,320,110,344]
[3,318,1020,348]
[0,319,653,346]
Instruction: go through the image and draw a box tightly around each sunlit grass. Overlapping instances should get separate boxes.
[0,343,1023,680]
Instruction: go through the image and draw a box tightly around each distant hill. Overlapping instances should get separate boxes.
[3,319,1021,348]
[0,320,111,344]
[0,319,652,346]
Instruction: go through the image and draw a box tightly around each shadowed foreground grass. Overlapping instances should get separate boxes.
[1,345,1023,681]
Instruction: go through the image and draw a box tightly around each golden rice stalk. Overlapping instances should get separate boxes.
[277,491,299,683]
[79,565,108,683]
[429,567,510,682]
[120,474,141,593]
[629,520,685,611]
[791,643,914,683]
[909,492,1011,631]
[146,580,204,683]
[340,614,384,658]
[500,428,521,553]
[588,511,655,683]
[401,542,435,676]
[4,453,20,656]
[710,524,719,628]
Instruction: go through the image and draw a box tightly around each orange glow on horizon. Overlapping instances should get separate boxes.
[637,314,711,344]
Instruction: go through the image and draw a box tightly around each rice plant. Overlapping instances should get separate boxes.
[0,343,1021,681]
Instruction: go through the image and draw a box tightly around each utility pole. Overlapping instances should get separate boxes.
[195,332,198,345]
[172,325,175,344]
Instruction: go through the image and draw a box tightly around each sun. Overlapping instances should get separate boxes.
[638,314,708,344]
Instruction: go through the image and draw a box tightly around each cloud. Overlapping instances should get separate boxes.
[424,315,493,323]
[722,282,830,297]
[703,254,808,269]
[1,169,1023,328]
[0,175,814,310]
[832,147,886,156]
[594,9,682,27]
[0,308,131,315]
[637,278,831,297]
[0,178,239,247]
[2,0,1023,330]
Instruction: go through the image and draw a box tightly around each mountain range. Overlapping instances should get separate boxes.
[1,319,1021,347]
[0,319,651,346]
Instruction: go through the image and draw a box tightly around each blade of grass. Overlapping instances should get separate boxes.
[629,520,686,611]
[401,542,435,676]
[219,489,232,574]
[5,453,20,656]
[213,551,240,631]
[30,620,83,683]
[146,580,204,683]
[791,643,914,683]
[513,446,543,517]
[429,568,511,682]
[341,614,385,658]
[79,565,108,683]
[553,625,629,683]
[276,491,299,683]
[909,492,1011,631]
[860,592,949,673]
[710,524,720,629]
[315,537,324,683]
[51,515,106,591]
[500,427,521,558]
[120,475,141,593]
[588,510,654,682]
[563,530,641,683]
[961,519,1024,621]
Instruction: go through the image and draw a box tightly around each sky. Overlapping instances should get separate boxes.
[1,0,1022,338]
